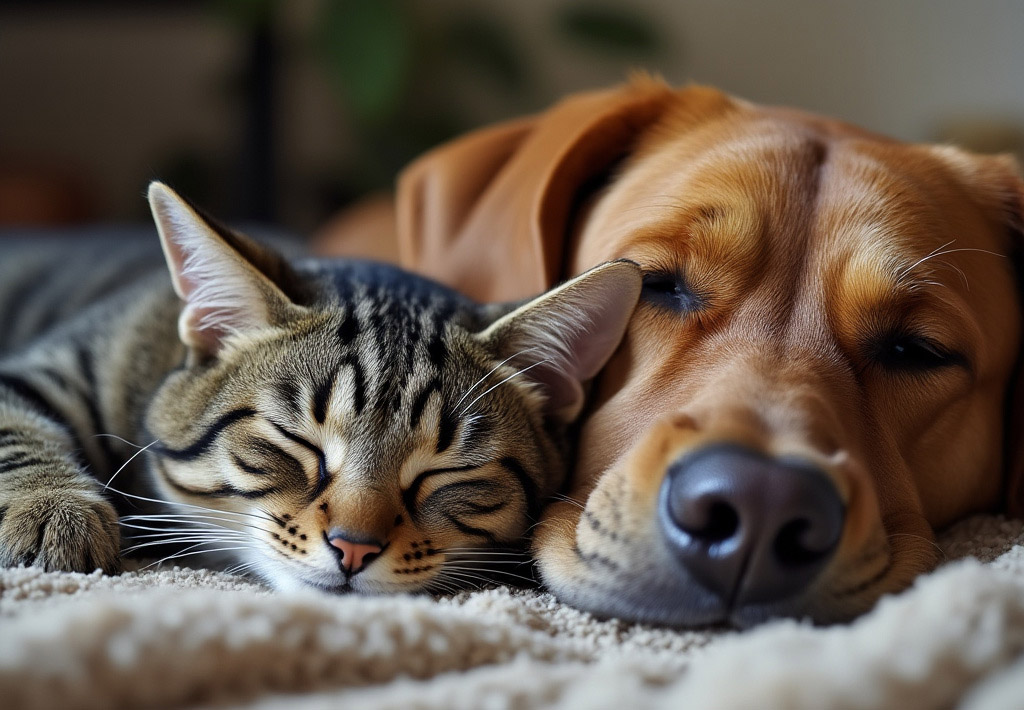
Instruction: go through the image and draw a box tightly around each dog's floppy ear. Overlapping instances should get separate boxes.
[1004,169,1024,517]
[1010,361,1024,517]
[931,148,1024,517]
[396,78,684,302]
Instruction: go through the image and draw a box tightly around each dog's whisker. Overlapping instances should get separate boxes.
[887,532,947,560]
[898,240,1006,290]
[898,239,956,282]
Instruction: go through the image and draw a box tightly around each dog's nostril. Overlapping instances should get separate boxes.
[774,518,832,567]
[671,498,739,543]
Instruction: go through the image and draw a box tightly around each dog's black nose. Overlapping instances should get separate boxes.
[658,444,845,607]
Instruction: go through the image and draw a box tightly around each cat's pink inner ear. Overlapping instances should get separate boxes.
[148,181,272,356]
[177,304,231,357]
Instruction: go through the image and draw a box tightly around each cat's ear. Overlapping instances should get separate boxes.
[477,260,642,422]
[148,181,302,359]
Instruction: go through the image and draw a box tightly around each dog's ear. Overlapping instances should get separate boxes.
[969,153,1024,518]
[932,148,1024,517]
[1010,360,1024,517]
[397,78,695,302]
[1003,165,1024,517]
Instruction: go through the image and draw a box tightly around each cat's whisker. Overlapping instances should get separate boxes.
[122,528,251,540]
[103,439,161,490]
[119,522,228,534]
[223,561,261,577]
[435,570,489,590]
[460,357,555,417]
[142,543,259,571]
[123,535,248,555]
[119,524,248,536]
[445,557,529,565]
[453,345,542,410]
[440,563,537,586]
[118,512,276,532]
[120,512,274,535]
[442,550,528,557]
[102,482,277,524]
[125,538,244,558]
[427,577,462,595]
[93,433,147,449]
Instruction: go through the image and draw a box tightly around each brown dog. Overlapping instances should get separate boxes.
[389,78,1024,627]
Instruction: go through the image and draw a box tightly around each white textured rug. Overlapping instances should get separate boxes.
[2,515,1023,710]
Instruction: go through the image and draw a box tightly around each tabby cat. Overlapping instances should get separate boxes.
[0,183,640,593]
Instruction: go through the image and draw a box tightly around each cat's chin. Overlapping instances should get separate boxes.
[243,554,429,595]
[253,557,357,594]
[302,579,355,594]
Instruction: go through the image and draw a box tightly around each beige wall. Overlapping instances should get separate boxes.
[2,1,1023,224]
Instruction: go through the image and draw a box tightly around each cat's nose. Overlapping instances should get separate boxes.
[327,531,383,574]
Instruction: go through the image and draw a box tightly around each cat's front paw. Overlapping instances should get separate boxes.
[0,482,121,573]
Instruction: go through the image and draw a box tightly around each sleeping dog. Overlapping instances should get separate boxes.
[335,78,1024,627]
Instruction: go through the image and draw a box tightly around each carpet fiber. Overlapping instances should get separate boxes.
[2,515,1023,710]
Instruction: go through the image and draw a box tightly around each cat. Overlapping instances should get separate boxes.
[0,182,641,593]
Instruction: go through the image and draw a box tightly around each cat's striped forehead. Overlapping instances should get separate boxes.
[247,288,507,474]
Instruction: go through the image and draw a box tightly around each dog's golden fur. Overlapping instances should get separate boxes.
[381,79,1024,626]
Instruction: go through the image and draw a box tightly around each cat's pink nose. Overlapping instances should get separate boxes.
[327,534,383,573]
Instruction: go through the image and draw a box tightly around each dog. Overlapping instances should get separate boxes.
[336,78,1023,628]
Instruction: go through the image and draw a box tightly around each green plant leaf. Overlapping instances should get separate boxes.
[317,0,411,124]
[443,13,526,91]
[556,4,661,56]
[211,0,278,30]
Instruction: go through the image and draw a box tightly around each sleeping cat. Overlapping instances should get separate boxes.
[0,182,640,593]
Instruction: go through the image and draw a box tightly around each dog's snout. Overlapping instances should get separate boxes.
[658,444,845,607]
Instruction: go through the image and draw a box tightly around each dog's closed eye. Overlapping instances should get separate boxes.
[869,333,968,373]
[641,271,703,313]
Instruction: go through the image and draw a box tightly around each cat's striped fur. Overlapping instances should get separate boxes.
[0,183,640,593]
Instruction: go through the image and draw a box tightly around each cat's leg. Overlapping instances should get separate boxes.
[0,379,120,573]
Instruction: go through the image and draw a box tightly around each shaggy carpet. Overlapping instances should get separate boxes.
[2,515,1023,710]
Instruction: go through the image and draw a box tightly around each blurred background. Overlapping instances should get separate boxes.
[2,0,1024,235]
